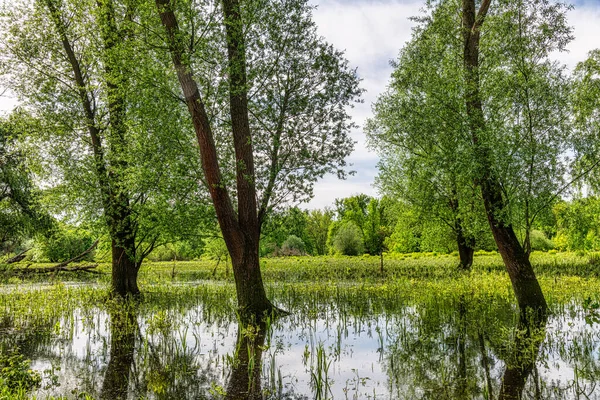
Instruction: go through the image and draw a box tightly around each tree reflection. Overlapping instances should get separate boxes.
[384,297,549,399]
[226,320,267,400]
[100,303,138,400]
[497,314,547,400]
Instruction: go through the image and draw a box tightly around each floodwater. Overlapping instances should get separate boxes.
[4,288,600,399]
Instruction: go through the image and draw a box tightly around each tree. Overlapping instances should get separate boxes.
[305,208,334,256]
[370,0,579,313]
[261,207,312,255]
[366,0,485,269]
[0,113,53,253]
[154,0,360,317]
[1,0,211,296]
[332,221,364,256]
[461,0,564,314]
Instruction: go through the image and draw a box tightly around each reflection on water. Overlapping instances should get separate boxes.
[4,294,599,399]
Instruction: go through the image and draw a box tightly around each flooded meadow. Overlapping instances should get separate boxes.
[2,261,600,400]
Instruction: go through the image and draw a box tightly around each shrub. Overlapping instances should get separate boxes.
[281,235,306,256]
[332,222,364,256]
[529,230,554,251]
[34,227,95,262]
[0,349,41,395]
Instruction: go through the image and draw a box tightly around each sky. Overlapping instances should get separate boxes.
[1,0,599,210]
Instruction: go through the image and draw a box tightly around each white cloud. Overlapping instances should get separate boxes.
[305,0,423,209]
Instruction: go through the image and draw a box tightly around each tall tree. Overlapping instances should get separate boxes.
[154,0,360,317]
[366,1,485,269]
[1,0,210,296]
[462,0,553,314]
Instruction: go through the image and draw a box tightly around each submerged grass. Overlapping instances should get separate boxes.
[1,251,599,399]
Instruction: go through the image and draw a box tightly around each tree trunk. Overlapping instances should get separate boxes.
[462,0,546,315]
[229,236,274,319]
[155,0,279,319]
[456,221,475,270]
[111,237,139,297]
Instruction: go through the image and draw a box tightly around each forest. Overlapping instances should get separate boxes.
[0,0,600,398]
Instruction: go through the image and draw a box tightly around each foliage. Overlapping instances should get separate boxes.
[261,208,313,255]
[573,49,600,190]
[528,230,555,252]
[0,348,41,395]
[280,235,306,256]
[330,195,392,255]
[0,113,53,254]
[332,221,364,256]
[147,241,204,262]
[305,208,334,256]
[553,198,600,251]
[203,236,229,263]
[0,0,214,270]
[34,225,94,263]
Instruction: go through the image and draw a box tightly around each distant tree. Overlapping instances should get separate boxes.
[333,221,364,256]
[305,208,334,256]
[280,235,306,256]
[261,207,312,255]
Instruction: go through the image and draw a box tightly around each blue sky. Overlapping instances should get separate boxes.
[305,0,600,209]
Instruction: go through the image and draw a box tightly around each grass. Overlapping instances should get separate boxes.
[3,250,597,285]
[1,251,599,398]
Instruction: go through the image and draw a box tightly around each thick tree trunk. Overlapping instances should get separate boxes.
[230,240,272,318]
[462,0,546,315]
[156,0,279,319]
[111,237,139,297]
[456,221,474,270]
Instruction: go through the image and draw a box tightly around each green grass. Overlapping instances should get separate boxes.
[1,251,599,399]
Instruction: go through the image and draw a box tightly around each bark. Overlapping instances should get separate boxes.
[155,0,277,319]
[462,0,547,315]
[5,249,29,264]
[111,235,139,296]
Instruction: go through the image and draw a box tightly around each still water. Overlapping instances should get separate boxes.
[4,286,600,399]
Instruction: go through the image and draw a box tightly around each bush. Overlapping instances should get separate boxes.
[34,227,95,262]
[0,349,41,395]
[148,241,204,262]
[332,222,364,256]
[530,230,554,251]
[281,235,306,256]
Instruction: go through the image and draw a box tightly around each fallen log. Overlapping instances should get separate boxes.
[5,248,30,264]
[16,263,101,274]
[2,239,102,275]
